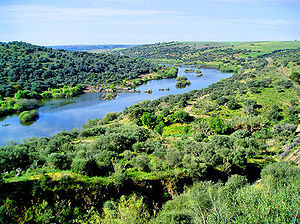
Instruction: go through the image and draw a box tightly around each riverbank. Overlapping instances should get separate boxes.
[0,67,233,145]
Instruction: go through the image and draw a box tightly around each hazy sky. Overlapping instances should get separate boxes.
[0,0,299,45]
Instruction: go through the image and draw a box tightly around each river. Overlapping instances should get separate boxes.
[0,66,232,145]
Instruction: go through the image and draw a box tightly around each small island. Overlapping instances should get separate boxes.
[19,110,39,123]
[184,69,194,73]
[195,70,203,77]
[99,92,117,100]
[176,76,191,88]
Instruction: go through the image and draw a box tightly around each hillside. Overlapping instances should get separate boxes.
[0,42,178,117]
[117,41,300,65]
[0,42,299,223]
[0,41,156,97]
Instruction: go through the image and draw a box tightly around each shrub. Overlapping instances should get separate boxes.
[100,195,150,224]
[173,110,191,123]
[194,133,207,142]
[227,98,241,110]
[155,121,165,135]
[71,151,99,176]
[47,153,70,170]
[273,123,297,137]
[274,79,293,89]
[41,92,52,98]
[216,97,228,106]
[14,99,39,111]
[19,110,39,123]
[141,112,157,129]
[261,162,299,186]
[132,154,150,171]
[176,76,188,81]
[290,71,300,83]
[208,117,228,134]
[267,105,283,121]
[101,112,119,124]
[230,129,251,139]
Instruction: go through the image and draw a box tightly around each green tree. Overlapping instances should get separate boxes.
[141,112,157,129]
[208,117,228,134]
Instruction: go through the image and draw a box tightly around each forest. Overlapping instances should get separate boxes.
[0,41,299,223]
[0,41,157,96]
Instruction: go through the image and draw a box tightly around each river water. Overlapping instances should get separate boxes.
[0,67,232,145]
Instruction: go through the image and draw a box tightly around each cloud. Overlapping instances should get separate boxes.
[191,0,299,2]
[103,0,150,3]
[0,5,173,23]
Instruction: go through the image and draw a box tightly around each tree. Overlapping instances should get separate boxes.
[267,105,283,121]
[208,117,228,134]
[141,112,156,129]
[155,121,165,135]
[100,195,150,224]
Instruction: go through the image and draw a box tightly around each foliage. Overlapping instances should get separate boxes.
[19,110,39,123]
[0,42,158,97]
[100,195,150,224]
[1,41,299,223]
[156,162,300,224]
[208,116,228,134]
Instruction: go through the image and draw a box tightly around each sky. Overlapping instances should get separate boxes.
[0,0,299,45]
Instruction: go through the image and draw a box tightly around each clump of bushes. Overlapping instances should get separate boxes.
[184,69,194,73]
[19,110,39,123]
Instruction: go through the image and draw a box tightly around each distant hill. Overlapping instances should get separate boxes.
[116,41,300,63]
[47,44,138,52]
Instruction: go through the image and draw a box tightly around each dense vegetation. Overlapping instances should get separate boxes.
[0,41,158,97]
[18,110,39,123]
[0,41,299,223]
[0,41,175,117]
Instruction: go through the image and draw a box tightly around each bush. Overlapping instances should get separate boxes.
[208,117,228,134]
[273,123,297,137]
[194,133,207,142]
[261,162,299,187]
[100,195,150,224]
[0,145,33,172]
[227,98,241,110]
[173,110,191,123]
[14,99,39,111]
[101,112,119,124]
[141,112,157,129]
[156,193,192,224]
[230,129,251,139]
[132,154,150,171]
[216,97,228,106]
[47,153,70,170]
[274,79,293,89]
[71,151,99,176]
[267,105,283,121]
[176,76,188,81]
[78,126,105,138]
[290,71,300,83]
[176,80,191,88]
[19,110,39,123]
[41,92,52,98]
[155,121,165,135]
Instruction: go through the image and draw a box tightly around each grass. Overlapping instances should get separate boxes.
[163,123,190,136]
[5,169,111,185]
[248,87,297,114]
[225,41,300,53]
